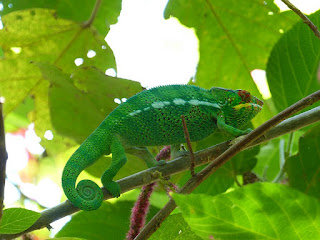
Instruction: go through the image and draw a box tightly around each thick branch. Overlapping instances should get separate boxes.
[135,90,320,240]
[0,103,8,221]
[281,0,320,40]
[1,104,320,240]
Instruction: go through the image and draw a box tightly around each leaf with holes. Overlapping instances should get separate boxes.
[36,63,143,142]
[0,8,115,116]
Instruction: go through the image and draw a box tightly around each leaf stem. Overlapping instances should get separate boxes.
[83,0,102,28]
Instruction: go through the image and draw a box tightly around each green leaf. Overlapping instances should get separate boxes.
[4,97,33,132]
[56,201,160,240]
[57,0,122,36]
[150,214,202,240]
[0,208,40,234]
[287,124,320,199]
[172,183,320,239]
[36,63,143,142]
[253,139,280,181]
[49,238,87,240]
[0,8,115,116]
[0,0,122,36]
[178,165,234,196]
[266,10,320,112]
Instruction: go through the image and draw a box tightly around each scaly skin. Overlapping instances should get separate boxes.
[62,85,263,211]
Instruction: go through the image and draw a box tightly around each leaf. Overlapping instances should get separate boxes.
[36,63,143,142]
[0,0,122,36]
[150,214,202,240]
[178,165,235,196]
[49,238,87,240]
[287,124,320,198]
[56,201,160,240]
[0,208,40,234]
[0,8,115,116]
[172,182,320,240]
[164,0,297,126]
[266,10,320,112]
[4,97,34,132]
[253,139,280,181]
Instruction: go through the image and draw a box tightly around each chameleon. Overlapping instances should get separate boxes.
[62,85,263,211]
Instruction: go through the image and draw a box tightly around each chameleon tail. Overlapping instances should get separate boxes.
[62,155,103,211]
[62,127,110,211]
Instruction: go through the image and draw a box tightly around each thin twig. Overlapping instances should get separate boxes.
[181,115,195,176]
[135,90,320,240]
[1,104,320,240]
[281,0,320,40]
[0,102,8,221]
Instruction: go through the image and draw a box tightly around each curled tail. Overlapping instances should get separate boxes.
[62,157,103,211]
[62,129,110,211]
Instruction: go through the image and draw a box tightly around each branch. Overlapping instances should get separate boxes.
[135,90,320,240]
[0,102,8,221]
[1,104,320,240]
[281,0,320,40]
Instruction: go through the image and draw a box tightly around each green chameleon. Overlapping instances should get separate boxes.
[62,85,263,211]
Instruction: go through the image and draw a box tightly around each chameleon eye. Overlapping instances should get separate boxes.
[237,90,251,103]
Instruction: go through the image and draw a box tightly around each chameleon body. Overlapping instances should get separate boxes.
[62,85,263,211]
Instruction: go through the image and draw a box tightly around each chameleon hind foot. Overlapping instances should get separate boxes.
[103,180,121,198]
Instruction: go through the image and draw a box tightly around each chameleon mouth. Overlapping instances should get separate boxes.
[233,103,263,111]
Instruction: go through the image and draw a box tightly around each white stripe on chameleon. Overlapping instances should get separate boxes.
[151,101,166,108]
[128,109,142,116]
[128,98,221,117]
[188,99,220,108]
[173,98,186,105]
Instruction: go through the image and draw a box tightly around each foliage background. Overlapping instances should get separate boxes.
[0,0,319,239]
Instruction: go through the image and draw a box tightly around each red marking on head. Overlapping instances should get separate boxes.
[238,90,251,103]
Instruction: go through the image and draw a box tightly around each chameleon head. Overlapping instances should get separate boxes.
[210,87,264,128]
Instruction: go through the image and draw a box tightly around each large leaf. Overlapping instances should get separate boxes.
[36,63,143,142]
[287,124,320,199]
[267,10,320,112]
[253,139,280,181]
[172,183,320,239]
[0,9,115,116]
[0,208,40,234]
[164,0,297,90]
[150,214,202,240]
[0,0,122,36]
[56,201,160,240]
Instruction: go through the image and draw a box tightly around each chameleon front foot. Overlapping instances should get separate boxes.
[103,181,121,198]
